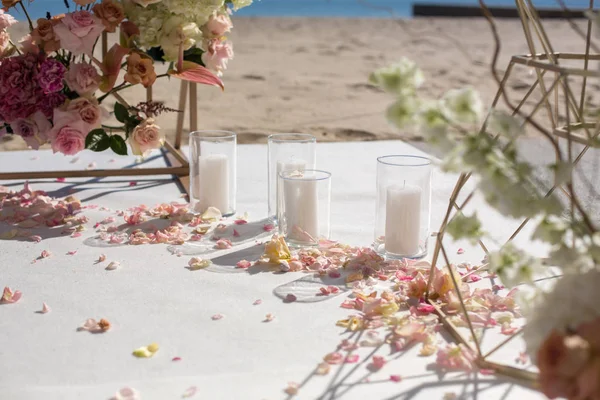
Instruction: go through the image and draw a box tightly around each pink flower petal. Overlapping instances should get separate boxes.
[233,229,240,237]
[67,250,77,255]
[56,177,66,182]
[457,248,465,255]
[263,223,275,232]
[41,250,51,258]
[371,355,387,370]
[41,303,50,313]
[234,219,248,225]
[324,352,344,365]
[129,182,137,187]
[236,259,252,269]
[253,299,262,305]
[328,270,341,279]
[97,254,106,263]
[29,235,42,242]
[390,375,402,382]
[285,293,297,303]
[211,314,224,320]
[71,232,82,238]
[172,357,182,362]
[215,238,232,249]
[284,382,299,396]
[264,313,275,322]
[344,354,360,364]
[1,287,22,304]
[113,387,140,400]
[182,386,197,398]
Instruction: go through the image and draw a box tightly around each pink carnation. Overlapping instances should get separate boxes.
[38,58,66,94]
[53,11,104,55]
[38,92,67,119]
[10,111,51,150]
[0,53,40,122]
[201,39,233,77]
[47,109,88,156]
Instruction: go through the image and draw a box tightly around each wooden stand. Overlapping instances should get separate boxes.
[0,33,199,197]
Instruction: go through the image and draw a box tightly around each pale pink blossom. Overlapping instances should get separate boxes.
[47,109,88,156]
[41,303,50,313]
[435,344,476,372]
[10,112,51,150]
[215,238,232,249]
[253,299,262,305]
[371,355,387,370]
[64,63,101,96]
[236,260,251,269]
[111,387,140,400]
[0,287,21,304]
[53,11,104,55]
[344,354,359,363]
[201,39,233,77]
[211,314,224,320]
[203,12,232,38]
[264,313,275,322]
[0,9,17,30]
[128,118,164,157]
[390,375,402,382]
[324,352,344,365]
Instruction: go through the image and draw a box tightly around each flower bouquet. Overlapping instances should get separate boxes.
[371,0,600,396]
[0,0,250,157]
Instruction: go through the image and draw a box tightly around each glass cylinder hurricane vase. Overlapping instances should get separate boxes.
[189,131,237,217]
[374,155,432,259]
[278,169,331,247]
[268,133,317,222]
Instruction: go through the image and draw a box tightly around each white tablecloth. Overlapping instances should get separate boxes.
[0,141,545,400]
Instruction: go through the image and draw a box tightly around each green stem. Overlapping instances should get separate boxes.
[102,125,125,131]
[9,40,21,55]
[97,74,170,103]
[19,1,34,32]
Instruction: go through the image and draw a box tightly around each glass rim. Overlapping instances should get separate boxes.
[279,169,331,181]
[189,130,236,139]
[377,155,431,167]
[267,133,316,144]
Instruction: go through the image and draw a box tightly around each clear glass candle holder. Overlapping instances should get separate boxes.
[278,169,331,247]
[268,133,317,222]
[374,155,432,259]
[189,131,236,217]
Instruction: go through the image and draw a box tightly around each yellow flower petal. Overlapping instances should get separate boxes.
[132,343,159,358]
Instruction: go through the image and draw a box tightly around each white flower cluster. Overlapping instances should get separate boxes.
[522,269,600,359]
[488,243,544,288]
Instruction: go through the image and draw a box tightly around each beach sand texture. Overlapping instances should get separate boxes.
[0,16,597,151]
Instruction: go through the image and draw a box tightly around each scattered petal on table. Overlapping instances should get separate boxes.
[390,374,402,382]
[0,287,22,304]
[188,257,211,270]
[323,352,343,365]
[86,162,97,170]
[29,235,42,243]
[172,357,181,362]
[444,393,458,400]
[318,286,340,296]
[316,362,330,375]
[132,342,159,358]
[370,355,386,370]
[253,299,262,305]
[56,177,66,182]
[129,181,137,187]
[344,354,359,364]
[106,261,120,271]
[41,303,50,314]
[234,219,248,225]
[457,248,465,255]
[97,254,106,263]
[215,238,232,249]
[108,158,116,163]
[263,223,275,232]
[284,382,299,396]
[77,318,111,333]
[182,386,198,398]
[211,314,224,320]
[112,386,140,400]
[233,229,240,237]
[201,207,221,222]
[71,232,82,238]
[70,157,79,164]
[67,250,77,256]
[40,250,51,258]
[264,313,275,322]
[236,260,251,269]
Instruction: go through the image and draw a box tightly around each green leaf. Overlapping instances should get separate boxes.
[109,135,128,156]
[85,129,110,152]
[183,47,205,67]
[114,102,129,123]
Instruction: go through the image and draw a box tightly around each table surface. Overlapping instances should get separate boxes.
[0,141,547,400]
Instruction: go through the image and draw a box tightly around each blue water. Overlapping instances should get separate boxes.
[12,0,597,20]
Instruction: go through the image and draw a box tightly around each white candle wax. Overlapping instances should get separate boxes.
[385,184,422,256]
[195,154,229,214]
[283,176,319,241]
[276,160,306,218]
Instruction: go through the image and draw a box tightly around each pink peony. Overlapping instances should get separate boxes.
[127,118,163,157]
[64,62,100,96]
[47,109,88,155]
[201,39,233,77]
[203,13,232,38]
[66,97,107,128]
[10,111,51,150]
[0,9,16,30]
[38,58,66,94]
[53,11,104,55]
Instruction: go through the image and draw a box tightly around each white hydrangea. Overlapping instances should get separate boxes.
[159,16,202,61]
[487,109,524,139]
[231,0,253,10]
[488,243,544,288]
[522,269,600,359]
[441,87,483,124]
[369,58,424,96]
[386,95,419,128]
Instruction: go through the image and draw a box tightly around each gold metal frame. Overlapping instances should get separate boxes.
[424,0,600,384]
[0,32,195,196]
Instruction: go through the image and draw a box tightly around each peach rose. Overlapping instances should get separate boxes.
[53,10,104,55]
[19,34,39,55]
[128,118,163,157]
[1,0,19,9]
[64,62,101,96]
[47,109,89,156]
[66,97,107,128]
[0,30,14,59]
[124,52,156,88]
[92,0,125,33]
[31,18,61,54]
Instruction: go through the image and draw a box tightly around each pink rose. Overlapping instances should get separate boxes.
[0,9,16,31]
[128,118,163,157]
[9,111,51,150]
[66,97,107,128]
[53,11,104,55]
[47,109,88,155]
[202,13,232,38]
[64,62,100,96]
[19,34,39,55]
[201,39,233,77]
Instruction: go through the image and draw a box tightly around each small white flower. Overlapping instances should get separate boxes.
[441,87,483,124]
[369,57,424,95]
[488,243,543,288]
[487,110,524,139]
[386,95,419,128]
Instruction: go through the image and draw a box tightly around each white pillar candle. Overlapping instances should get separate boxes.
[276,160,306,217]
[385,184,422,256]
[195,154,229,214]
[283,176,319,241]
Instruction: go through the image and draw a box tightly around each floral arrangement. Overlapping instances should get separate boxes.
[371,46,600,397]
[0,0,251,156]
